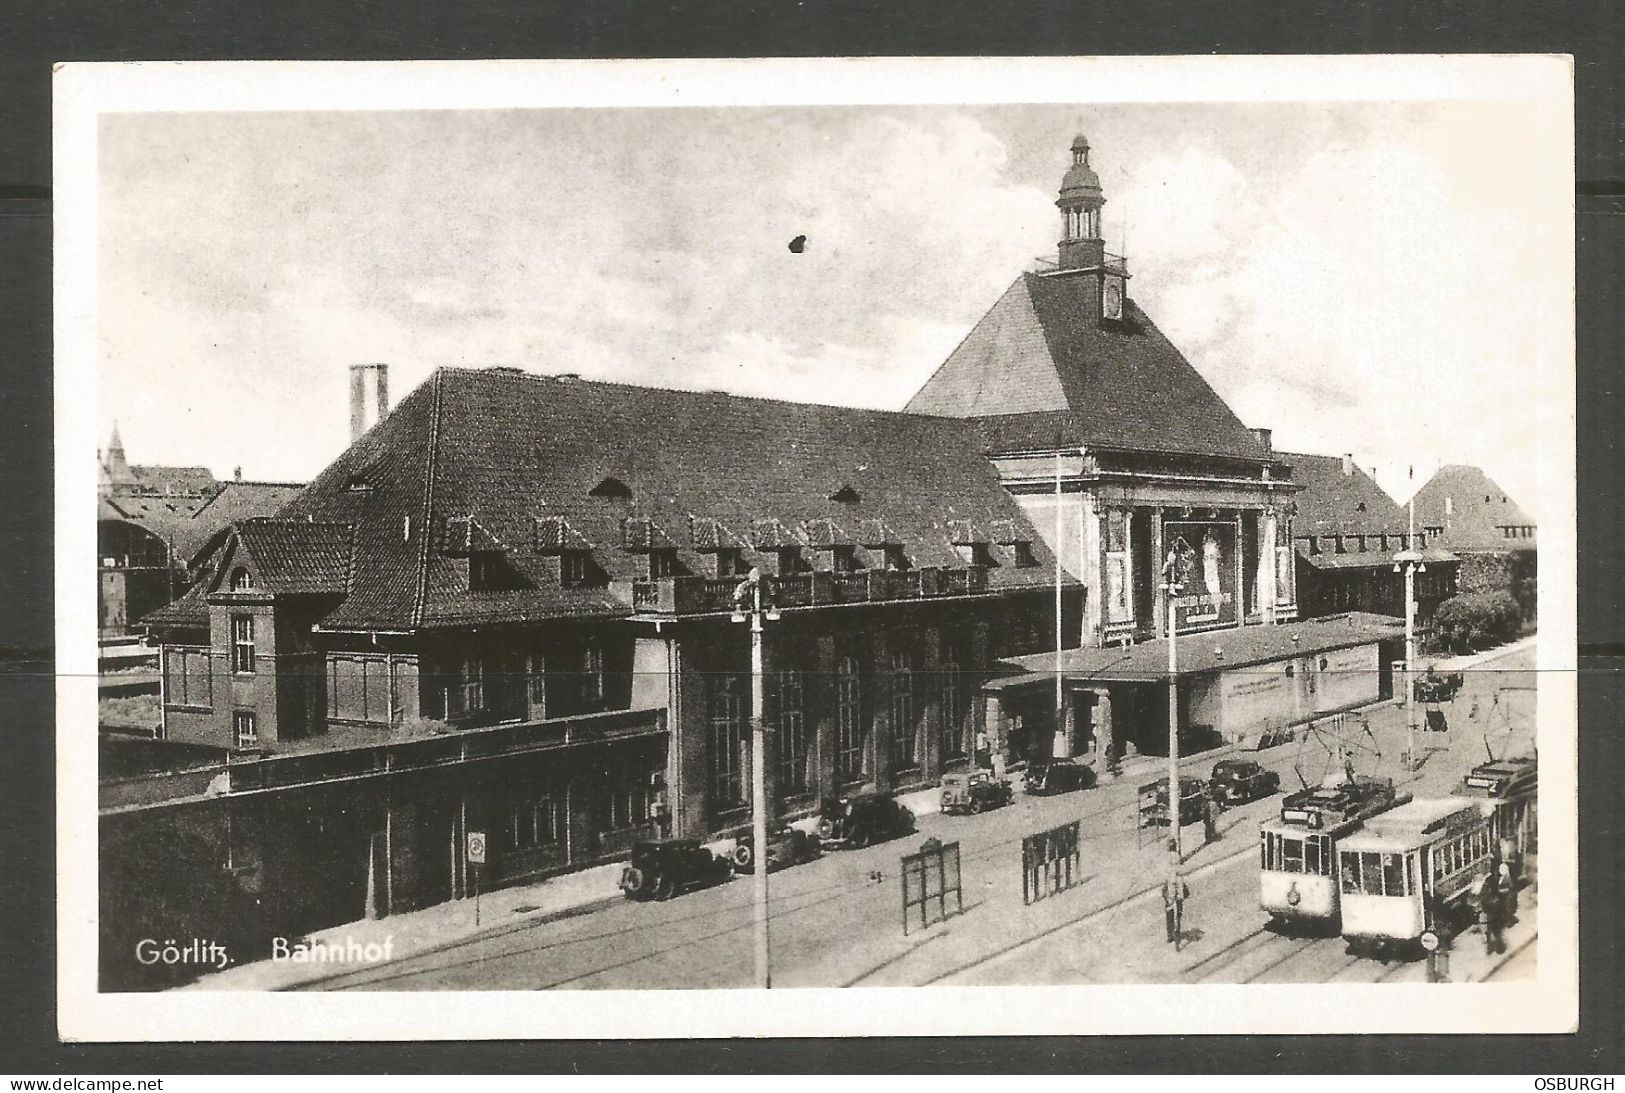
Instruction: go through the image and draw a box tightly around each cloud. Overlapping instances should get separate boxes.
[97,103,1553,509]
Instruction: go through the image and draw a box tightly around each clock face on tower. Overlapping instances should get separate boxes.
[1103,277,1124,320]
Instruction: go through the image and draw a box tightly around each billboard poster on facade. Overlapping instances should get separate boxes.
[1163,521,1238,631]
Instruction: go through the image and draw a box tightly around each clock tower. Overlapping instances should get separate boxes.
[1053,134,1128,321]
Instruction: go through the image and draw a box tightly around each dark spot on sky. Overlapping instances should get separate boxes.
[788,235,807,254]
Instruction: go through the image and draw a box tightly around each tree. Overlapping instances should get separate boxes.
[1433,591,1521,653]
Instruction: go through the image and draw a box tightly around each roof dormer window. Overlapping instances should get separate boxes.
[589,477,632,500]
[829,485,861,504]
[229,567,254,592]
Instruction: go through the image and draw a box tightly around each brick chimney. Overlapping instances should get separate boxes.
[1341,453,1354,477]
[1251,427,1272,455]
[349,364,391,444]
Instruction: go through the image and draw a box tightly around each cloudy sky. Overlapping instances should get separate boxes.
[98,98,1557,508]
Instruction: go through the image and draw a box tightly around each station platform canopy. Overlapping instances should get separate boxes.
[986,611,1405,691]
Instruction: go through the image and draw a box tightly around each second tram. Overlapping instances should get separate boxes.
[1336,797,1496,957]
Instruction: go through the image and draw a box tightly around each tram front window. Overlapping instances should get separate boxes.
[1382,853,1406,896]
[1361,852,1384,896]
[1340,852,1361,894]
[1281,838,1304,873]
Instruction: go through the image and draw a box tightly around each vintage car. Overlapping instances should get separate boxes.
[619,837,731,901]
[940,769,1014,815]
[1023,758,1096,796]
[731,826,822,873]
[1414,669,1465,704]
[816,792,915,849]
[1147,775,1211,826]
[1208,757,1282,804]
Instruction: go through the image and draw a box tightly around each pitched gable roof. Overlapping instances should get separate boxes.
[1279,452,1409,537]
[217,519,353,595]
[278,366,1066,630]
[1410,464,1537,552]
[906,272,1268,460]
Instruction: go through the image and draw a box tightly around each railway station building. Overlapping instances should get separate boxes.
[123,365,1075,970]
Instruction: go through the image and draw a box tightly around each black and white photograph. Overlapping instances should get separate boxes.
[55,56,1576,1039]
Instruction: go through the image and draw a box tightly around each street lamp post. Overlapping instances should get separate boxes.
[1393,548,1425,771]
[1162,572,1183,946]
[732,568,779,989]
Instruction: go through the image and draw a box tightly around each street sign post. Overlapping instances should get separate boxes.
[467,831,486,927]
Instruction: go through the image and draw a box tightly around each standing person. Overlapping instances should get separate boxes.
[974,729,992,772]
[1497,848,1519,923]
[1480,866,1506,956]
[1162,840,1189,945]
[1203,792,1223,844]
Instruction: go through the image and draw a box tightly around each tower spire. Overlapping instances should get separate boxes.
[104,421,131,484]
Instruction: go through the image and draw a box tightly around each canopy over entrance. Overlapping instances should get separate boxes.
[985,611,1405,692]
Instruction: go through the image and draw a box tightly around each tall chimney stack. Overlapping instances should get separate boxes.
[1341,453,1354,477]
[348,364,391,444]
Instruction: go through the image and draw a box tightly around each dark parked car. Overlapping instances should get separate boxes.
[1023,758,1097,796]
[1208,758,1282,804]
[619,838,731,901]
[1147,776,1210,826]
[731,827,822,873]
[1415,669,1464,703]
[816,792,915,849]
[940,770,1014,815]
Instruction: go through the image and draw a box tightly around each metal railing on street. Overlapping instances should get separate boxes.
[1022,819,1082,905]
[901,837,964,935]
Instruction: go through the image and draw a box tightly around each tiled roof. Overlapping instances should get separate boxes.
[906,272,1269,461]
[122,464,218,496]
[138,581,209,630]
[223,519,353,595]
[173,480,305,563]
[275,366,1065,630]
[1278,452,1408,537]
[1409,464,1538,553]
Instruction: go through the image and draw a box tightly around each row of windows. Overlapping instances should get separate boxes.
[1339,850,1415,897]
[1298,533,1414,556]
[1260,831,1333,876]
[1432,828,1493,882]
[500,769,661,856]
[471,540,1034,592]
[427,645,605,722]
[1499,525,1535,540]
[707,640,975,809]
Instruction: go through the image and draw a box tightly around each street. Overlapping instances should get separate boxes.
[295,645,1536,991]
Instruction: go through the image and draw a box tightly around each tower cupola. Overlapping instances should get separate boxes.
[1056,133,1106,270]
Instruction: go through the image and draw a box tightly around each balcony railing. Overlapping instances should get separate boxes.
[630,566,990,616]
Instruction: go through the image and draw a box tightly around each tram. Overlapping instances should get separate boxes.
[1258,777,1409,934]
[1455,754,1537,858]
[1337,797,1495,957]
